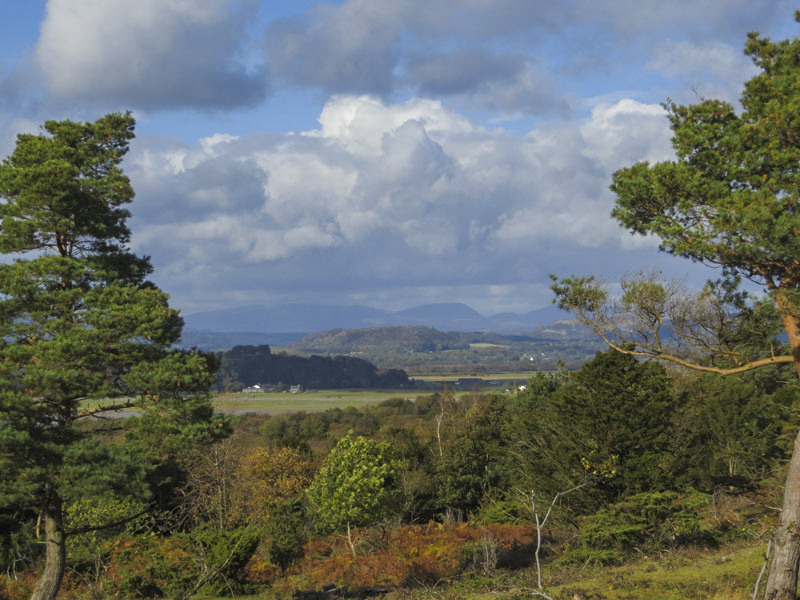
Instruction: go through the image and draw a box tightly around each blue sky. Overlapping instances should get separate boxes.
[0,1,796,317]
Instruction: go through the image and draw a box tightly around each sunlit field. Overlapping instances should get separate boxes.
[79,378,529,416]
[212,389,414,412]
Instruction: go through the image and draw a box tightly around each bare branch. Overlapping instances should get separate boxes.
[552,271,793,376]
[587,323,793,375]
[65,510,148,536]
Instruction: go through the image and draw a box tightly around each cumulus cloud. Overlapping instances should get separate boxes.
[580,99,672,171]
[126,94,677,311]
[1,0,792,315]
[35,0,268,109]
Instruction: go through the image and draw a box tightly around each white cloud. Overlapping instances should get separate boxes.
[580,99,672,171]
[126,94,677,311]
[35,0,268,109]
[306,95,473,155]
[200,133,240,155]
[0,0,790,316]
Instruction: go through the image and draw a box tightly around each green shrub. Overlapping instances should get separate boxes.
[565,490,718,565]
[105,527,259,598]
[185,526,260,596]
[261,499,307,571]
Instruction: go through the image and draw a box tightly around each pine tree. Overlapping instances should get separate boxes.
[553,16,800,598]
[0,113,224,600]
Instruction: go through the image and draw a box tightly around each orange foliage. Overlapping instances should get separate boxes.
[291,523,537,589]
[243,554,282,585]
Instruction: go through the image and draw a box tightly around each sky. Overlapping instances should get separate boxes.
[0,1,797,317]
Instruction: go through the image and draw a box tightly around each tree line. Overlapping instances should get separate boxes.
[214,344,410,391]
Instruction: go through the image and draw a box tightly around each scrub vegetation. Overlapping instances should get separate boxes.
[2,350,796,599]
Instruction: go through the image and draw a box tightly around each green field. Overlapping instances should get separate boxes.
[212,389,416,412]
[79,385,515,416]
[78,391,411,415]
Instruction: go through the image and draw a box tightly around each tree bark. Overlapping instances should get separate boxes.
[763,424,800,599]
[30,496,65,600]
[763,305,800,599]
[346,522,357,557]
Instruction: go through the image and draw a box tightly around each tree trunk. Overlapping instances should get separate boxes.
[763,425,800,599]
[30,496,65,600]
[346,522,357,557]
[763,305,800,599]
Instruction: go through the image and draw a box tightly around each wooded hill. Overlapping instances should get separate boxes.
[215,344,411,391]
[280,324,606,373]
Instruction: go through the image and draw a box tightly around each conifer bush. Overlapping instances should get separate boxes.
[565,491,719,565]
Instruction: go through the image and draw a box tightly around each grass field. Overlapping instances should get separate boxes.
[543,541,765,600]
[79,388,482,416]
[212,389,419,412]
[80,373,538,415]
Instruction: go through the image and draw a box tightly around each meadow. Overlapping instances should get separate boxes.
[212,389,416,412]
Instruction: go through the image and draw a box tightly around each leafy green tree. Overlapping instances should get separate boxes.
[308,432,403,555]
[551,17,800,598]
[215,344,409,391]
[0,114,224,600]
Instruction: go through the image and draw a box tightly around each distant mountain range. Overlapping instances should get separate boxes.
[183,302,569,336]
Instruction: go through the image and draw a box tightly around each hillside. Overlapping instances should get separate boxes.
[281,324,604,373]
[283,326,470,354]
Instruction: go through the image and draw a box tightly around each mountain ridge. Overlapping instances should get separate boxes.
[184,302,568,334]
